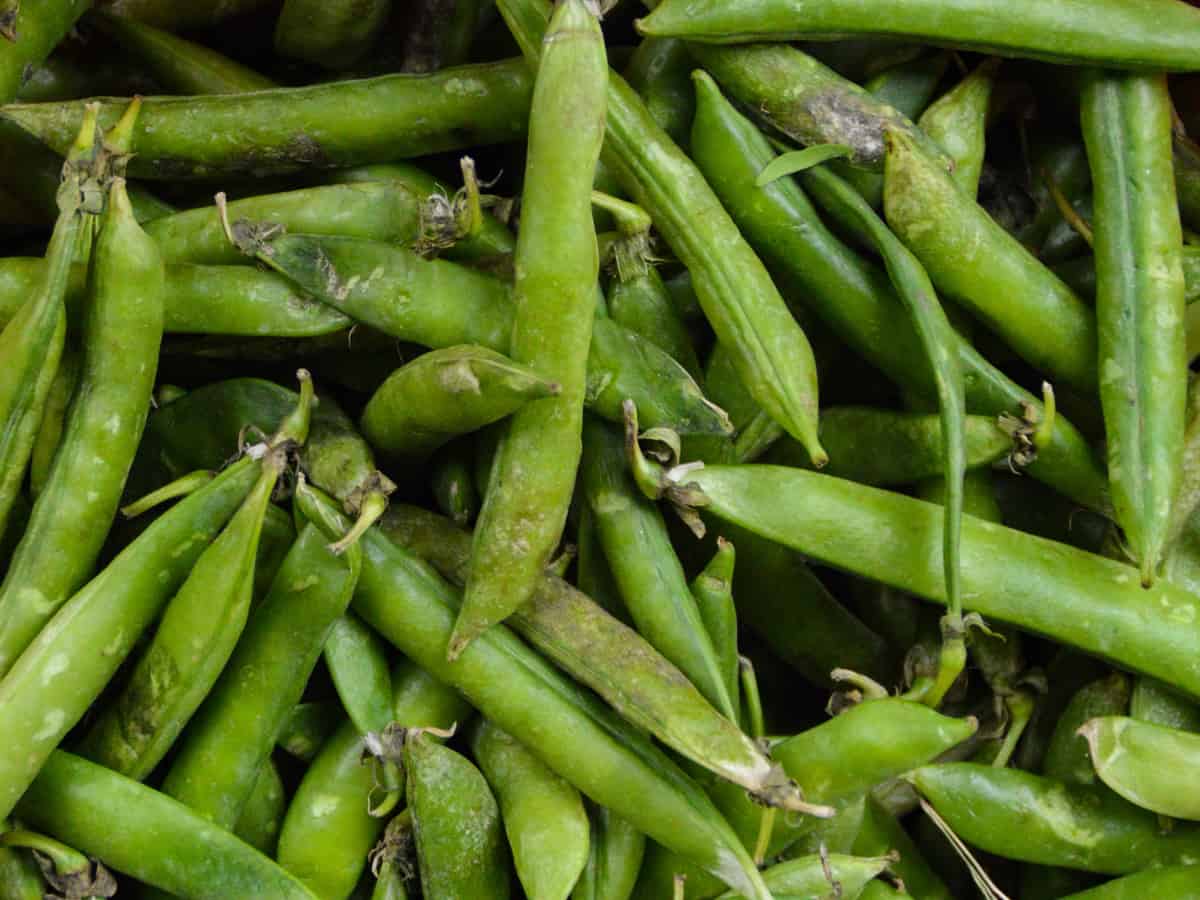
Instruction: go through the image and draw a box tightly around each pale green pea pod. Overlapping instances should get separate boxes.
[917,58,998,197]
[361,345,562,460]
[689,537,740,727]
[324,612,394,737]
[1059,865,1200,899]
[1082,716,1200,820]
[470,719,590,900]
[234,759,287,856]
[716,853,894,899]
[571,805,645,900]
[1130,675,1200,732]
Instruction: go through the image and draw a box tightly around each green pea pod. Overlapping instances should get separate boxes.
[910,762,1200,873]
[918,59,997,197]
[296,483,775,900]
[636,0,1200,71]
[623,37,694,147]
[27,347,79,495]
[1044,673,1132,787]
[324,612,394,738]
[16,750,317,898]
[401,0,492,72]
[689,538,740,727]
[1053,249,1200,306]
[276,702,341,763]
[572,805,645,900]
[0,178,165,679]
[1130,676,1200,732]
[470,719,590,900]
[1018,136,1092,250]
[1081,716,1200,820]
[717,853,893,899]
[0,819,45,900]
[234,759,286,856]
[277,660,471,900]
[606,263,703,380]
[432,440,479,526]
[853,797,952,900]
[1081,70,1188,586]
[275,0,391,69]
[3,59,533,179]
[573,502,628,623]
[90,10,276,93]
[362,345,561,461]
[77,451,284,780]
[92,0,273,30]
[158,523,361,828]
[1058,865,1200,899]
[404,730,510,900]
[380,503,803,810]
[254,504,297,604]
[0,0,88,102]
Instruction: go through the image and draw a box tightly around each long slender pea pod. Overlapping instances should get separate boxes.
[1082,71,1188,585]
[0,0,88,102]
[451,0,607,656]
[572,805,645,900]
[380,503,806,809]
[1059,865,1200,899]
[690,538,739,726]
[918,59,997,197]
[1130,676,1200,732]
[470,719,590,900]
[89,10,276,94]
[235,759,286,856]
[623,37,694,146]
[158,523,361,829]
[909,762,1200,873]
[853,797,953,900]
[2,60,533,179]
[684,57,1108,513]
[0,178,164,679]
[637,0,1200,70]
[275,0,391,69]
[16,750,318,899]
[361,345,561,460]
[27,347,78,495]
[717,854,893,900]
[405,730,510,900]
[276,660,471,900]
[496,0,824,465]
[1081,716,1200,820]
[323,612,394,738]
[296,484,776,900]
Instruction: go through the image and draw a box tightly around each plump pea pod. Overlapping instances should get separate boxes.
[716,854,892,900]
[623,37,694,147]
[658,464,1200,700]
[275,0,391,69]
[496,0,824,464]
[432,440,479,526]
[606,263,702,380]
[690,538,739,727]
[27,346,78,495]
[77,452,284,780]
[450,0,607,656]
[362,345,561,460]
[158,523,361,829]
[1081,71,1188,586]
[405,729,510,900]
[16,750,317,898]
[0,178,164,679]
[637,0,1200,70]
[1081,716,1200,820]
[853,797,952,900]
[884,126,1098,394]
[296,484,775,900]
[572,805,645,900]
[323,612,394,738]
[276,660,471,900]
[685,57,1108,513]
[582,417,737,720]
[234,759,286,856]
[276,701,340,763]
[1130,676,1200,732]
[380,503,805,810]
[918,59,997,197]
[0,0,88,102]
[3,59,533,179]
[470,719,590,900]
[1044,673,1132,788]
[1059,865,1200,899]
[909,762,1200,873]
[89,10,276,94]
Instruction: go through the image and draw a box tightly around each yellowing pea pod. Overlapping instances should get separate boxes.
[1081,716,1200,821]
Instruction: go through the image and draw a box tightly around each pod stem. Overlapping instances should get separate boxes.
[0,829,117,898]
[330,489,389,556]
[120,470,216,518]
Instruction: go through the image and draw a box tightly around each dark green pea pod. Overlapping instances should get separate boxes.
[361,345,561,460]
[636,0,1200,71]
[0,0,89,102]
[624,37,694,147]
[16,751,318,898]
[277,701,341,763]
[277,660,471,900]
[275,0,391,70]
[91,0,273,30]
[89,10,276,94]
[1053,249,1200,306]
[1081,716,1200,820]
[1081,71,1188,586]
[469,719,590,900]
[234,759,287,856]
[689,537,739,726]
[909,762,1200,873]
[14,53,152,103]
[0,828,116,899]
[431,440,479,526]
[1017,136,1092,251]
[716,853,893,900]
[1016,652,1112,773]
[1130,676,1200,732]
[571,805,645,900]
[1043,673,1132,787]
[27,346,79,495]
[404,729,510,900]
[918,58,998,198]
[853,796,953,900]
[1175,132,1200,234]
[1040,191,1094,264]
[0,177,165,679]
[324,612,394,739]
[3,59,534,179]
[606,263,703,380]
[401,0,492,72]
[1058,865,1200,899]
[158,522,362,829]
[297,484,776,900]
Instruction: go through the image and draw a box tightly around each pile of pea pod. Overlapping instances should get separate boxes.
[13,2,1200,900]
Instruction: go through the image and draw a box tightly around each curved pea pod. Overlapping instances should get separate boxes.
[404,729,510,900]
[90,10,276,94]
[0,178,164,679]
[1082,71,1188,586]
[470,719,590,900]
[275,0,391,69]
[717,854,893,900]
[853,797,952,900]
[158,524,361,829]
[297,484,776,900]
[636,0,1200,71]
[572,805,644,900]
[234,759,287,856]
[1043,673,1131,787]
[2,59,533,179]
[16,751,318,898]
[277,661,471,900]
[1080,716,1200,821]
[918,59,997,198]
[1058,865,1200,899]
[909,763,1200,873]
[1130,676,1200,733]
[0,0,88,102]
[362,345,561,460]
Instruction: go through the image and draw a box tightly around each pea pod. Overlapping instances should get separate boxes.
[1081,716,1200,821]
[690,538,739,727]
[1060,865,1200,899]
[431,440,479,526]
[1130,676,1200,732]
[234,759,286,857]
[918,59,997,197]
[853,797,952,900]
[470,719,590,900]
[623,37,694,146]
[276,702,340,763]
[362,345,561,460]
[27,347,78,495]
[323,612,394,738]
[717,853,893,900]
[1081,70,1188,585]
[571,805,645,900]
[275,0,391,69]
[1044,673,1132,788]
[401,0,491,72]
[92,0,272,30]
[605,259,702,380]
[0,0,88,102]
